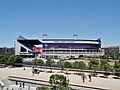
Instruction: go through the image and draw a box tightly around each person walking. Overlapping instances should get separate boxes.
[16,81,18,85]
[23,82,25,88]
[19,82,22,89]
[88,74,92,82]
[82,73,87,83]
[32,67,34,76]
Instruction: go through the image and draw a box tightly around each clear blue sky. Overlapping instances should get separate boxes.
[0,0,120,47]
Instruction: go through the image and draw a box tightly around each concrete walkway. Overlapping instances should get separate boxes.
[0,67,120,90]
[2,84,36,90]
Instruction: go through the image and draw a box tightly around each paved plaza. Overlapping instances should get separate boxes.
[2,84,36,90]
[0,67,120,90]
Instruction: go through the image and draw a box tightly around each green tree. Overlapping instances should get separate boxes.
[114,61,120,72]
[32,59,44,66]
[100,59,112,77]
[0,54,12,65]
[14,55,23,63]
[78,61,87,70]
[72,61,87,74]
[113,61,120,77]
[37,59,44,72]
[49,74,69,90]
[64,61,72,74]
[0,54,7,64]
[100,59,111,71]
[57,59,64,72]
[0,54,23,66]
[88,59,99,70]
[7,55,15,65]
[36,59,44,66]
[46,59,54,72]
[64,61,72,68]
[32,58,38,65]
[88,59,100,76]
[6,55,23,66]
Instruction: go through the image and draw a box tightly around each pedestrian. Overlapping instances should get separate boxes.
[16,81,18,85]
[82,73,87,83]
[32,67,34,76]
[88,74,92,82]
[19,82,22,89]
[23,82,25,88]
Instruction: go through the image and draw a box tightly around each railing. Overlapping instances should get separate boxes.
[22,64,118,75]
[8,76,107,90]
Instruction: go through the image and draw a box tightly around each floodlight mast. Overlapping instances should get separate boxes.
[73,34,78,39]
[42,34,48,39]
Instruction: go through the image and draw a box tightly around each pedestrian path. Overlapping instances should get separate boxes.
[2,84,36,90]
[8,75,105,90]
[0,67,120,90]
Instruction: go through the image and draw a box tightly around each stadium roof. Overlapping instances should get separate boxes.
[17,40,42,47]
[16,35,42,46]
[16,35,27,40]
[42,38,101,42]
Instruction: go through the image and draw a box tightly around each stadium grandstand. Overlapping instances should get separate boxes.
[15,35,42,57]
[15,35,104,59]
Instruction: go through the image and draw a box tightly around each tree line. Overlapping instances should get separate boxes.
[0,53,120,73]
[32,58,120,73]
[0,53,23,66]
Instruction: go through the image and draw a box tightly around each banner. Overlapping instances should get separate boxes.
[32,47,42,53]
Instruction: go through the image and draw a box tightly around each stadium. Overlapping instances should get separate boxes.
[15,35,104,59]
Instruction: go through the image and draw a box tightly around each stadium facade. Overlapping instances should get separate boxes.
[15,35,104,59]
